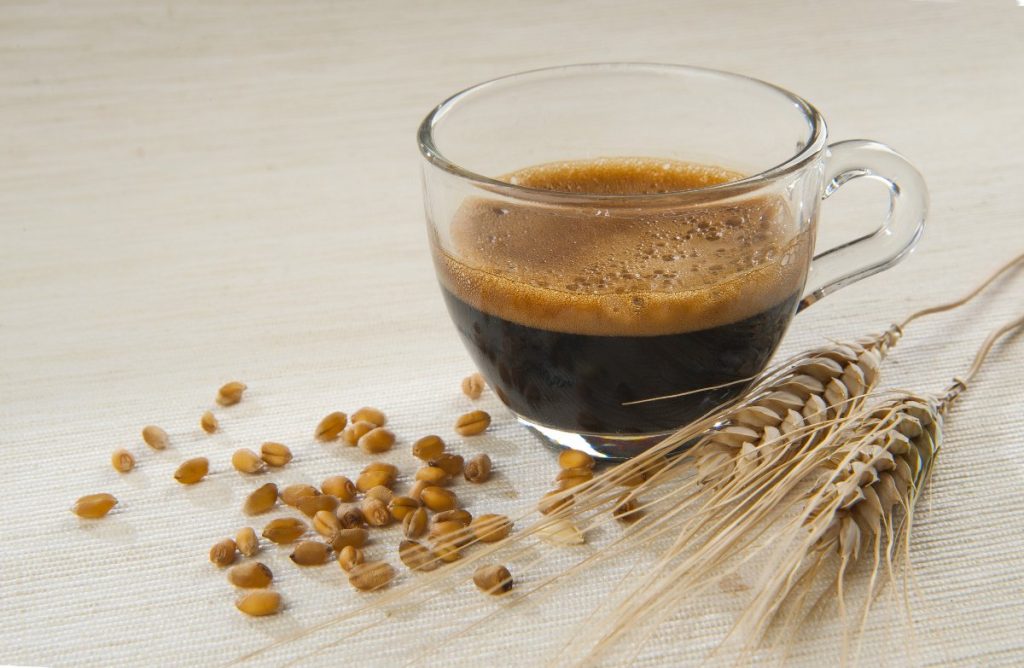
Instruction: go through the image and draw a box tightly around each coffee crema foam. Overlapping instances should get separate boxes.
[435,157,812,336]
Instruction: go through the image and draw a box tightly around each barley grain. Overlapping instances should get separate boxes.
[200,411,218,434]
[337,545,364,571]
[243,483,278,515]
[141,425,169,450]
[461,373,486,399]
[235,590,280,616]
[290,540,330,566]
[232,448,266,474]
[320,475,356,501]
[228,561,273,588]
[415,466,449,486]
[210,538,237,567]
[464,454,492,483]
[455,410,490,436]
[260,442,292,467]
[472,514,512,543]
[412,435,445,461]
[358,427,395,454]
[297,494,339,518]
[262,517,307,544]
[236,527,260,557]
[351,407,387,427]
[216,381,247,407]
[111,449,135,473]
[348,561,395,591]
[174,457,209,484]
[399,539,440,572]
[315,411,348,441]
[421,486,457,512]
[402,507,428,538]
[473,564,513,595]
[72,493,117,519]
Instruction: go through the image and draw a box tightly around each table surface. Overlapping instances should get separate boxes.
[3,1,1023,666]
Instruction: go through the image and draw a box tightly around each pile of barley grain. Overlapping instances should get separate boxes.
[71,373,515,616]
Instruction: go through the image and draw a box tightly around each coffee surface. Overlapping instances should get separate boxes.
[435,157,810,336]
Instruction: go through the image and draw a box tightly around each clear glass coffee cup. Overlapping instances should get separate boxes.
[418,63,927,459]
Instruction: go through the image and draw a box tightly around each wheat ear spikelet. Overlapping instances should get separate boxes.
[727,312,1024,660]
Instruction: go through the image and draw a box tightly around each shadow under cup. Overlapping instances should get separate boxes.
[419,64,926,459]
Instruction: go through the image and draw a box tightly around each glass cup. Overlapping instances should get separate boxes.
[418,63,927,459]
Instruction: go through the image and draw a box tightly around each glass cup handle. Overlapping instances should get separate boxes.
[798,140,928,311]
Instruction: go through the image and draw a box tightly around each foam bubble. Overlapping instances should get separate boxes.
[436,157,812,336]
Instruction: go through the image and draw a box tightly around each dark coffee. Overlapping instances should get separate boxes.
[433,157,811,434]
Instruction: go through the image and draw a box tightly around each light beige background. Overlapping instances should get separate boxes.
[2,1,1022,666]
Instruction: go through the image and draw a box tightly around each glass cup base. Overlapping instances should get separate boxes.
[516,415,674,461]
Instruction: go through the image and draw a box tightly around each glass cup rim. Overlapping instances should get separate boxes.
[418,62,828,204]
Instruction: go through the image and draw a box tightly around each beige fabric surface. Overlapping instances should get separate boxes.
[2,1,1023,666]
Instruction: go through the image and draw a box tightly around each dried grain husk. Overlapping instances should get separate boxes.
[235,590,280,616]
[315,411,348,441]
[174,457,209,484]
[72,493,117,519]
[262,517,307,544]
[243,483,278,515]
[347,561,394,591]
[228,561,273,588]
